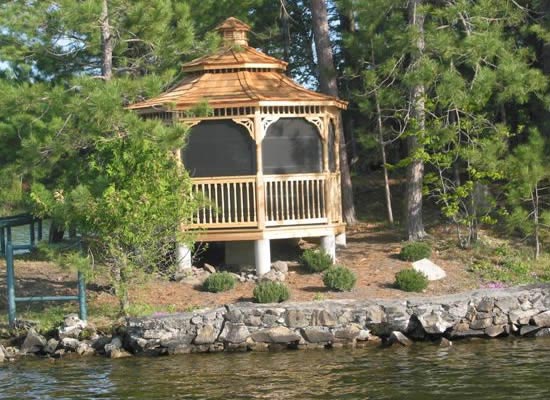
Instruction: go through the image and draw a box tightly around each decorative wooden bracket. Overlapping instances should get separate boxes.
[232,118,255,140]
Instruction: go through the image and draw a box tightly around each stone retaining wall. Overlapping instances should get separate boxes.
[124,284,550,355]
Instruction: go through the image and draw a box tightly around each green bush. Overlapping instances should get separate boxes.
[300,249,333,273]
[399,242,432,261]
[394,269,429,292]
[202,272,236,293]
[323,266,357,291]
[253,281,290,303]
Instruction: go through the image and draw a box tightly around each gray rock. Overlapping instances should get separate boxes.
[271,261,288,274]
[357,329,371,341]
[250,326,301,344]
[109,348,132,358]
[535,328,550,337]
[470,317,493,330]
[416,309,454,334]
[44,338,59,355]
[21,329,47,354]
[334,325,361,341]
[532,311,550,327]
[160,333,194,347]
[286,310,309,328]
[438,337,453,347]
[58,314,87,340]
[388,331,412,346]
[520,325,540,336]
[365,305,385,324]
[203,263,216,274]
[412,259,446,280]
[260,270,285,282]
[300,327,333,343]
[477,298,495,313]
[194,325,219,345]
[315,310,337,327]
[92,336,112,353]
[76,342,94,356]
[0,345,5,362]
[61,337,80,351]
[495,297,520,312]
[509,309,540,325]
[219,322,250,344]
[484,325,505,338]
[104,336,123,356]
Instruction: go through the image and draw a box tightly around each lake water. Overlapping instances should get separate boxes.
[1,338,550,399]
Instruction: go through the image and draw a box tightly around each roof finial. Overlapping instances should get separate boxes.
[215,17,251,47]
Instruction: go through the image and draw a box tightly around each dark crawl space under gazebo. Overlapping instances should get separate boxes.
[128,17,348,276]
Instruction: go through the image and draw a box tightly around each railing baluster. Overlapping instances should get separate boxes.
[208,183,213,223]
[221,183,226,223]
[284,180,289,220]
[289,179,294,220]
[246,182,251,222]
[240,182,244,223]
[252,181,257,222]
[274,180,279,221]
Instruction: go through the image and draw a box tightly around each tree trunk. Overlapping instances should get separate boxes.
[375,91,394,224]
[100,0,113,80]
[406,0,426,240]
[311,0,357,225]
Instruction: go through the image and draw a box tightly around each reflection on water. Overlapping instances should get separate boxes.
[1,338,550,399]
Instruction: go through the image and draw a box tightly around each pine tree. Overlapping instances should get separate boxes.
[505,130,550,258]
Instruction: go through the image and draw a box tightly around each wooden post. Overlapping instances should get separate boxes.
[255,108,265,229]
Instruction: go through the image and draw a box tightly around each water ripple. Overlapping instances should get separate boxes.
[2,338,550,399]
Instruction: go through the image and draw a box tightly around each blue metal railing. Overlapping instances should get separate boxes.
[1,215,86,328]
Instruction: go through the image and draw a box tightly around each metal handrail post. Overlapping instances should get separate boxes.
[78,271,87,321]
[6,243,16,328]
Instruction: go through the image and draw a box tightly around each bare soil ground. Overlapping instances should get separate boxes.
[0,222,480,320]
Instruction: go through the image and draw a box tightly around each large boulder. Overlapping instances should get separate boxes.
[271,261,289,274]
[21,329,47,354]
[412,259,446,281]
[194,324,220,345]
[250,326,301,344]
[388,331,412,346]
[300,327,333,343]
[218,322,250,344]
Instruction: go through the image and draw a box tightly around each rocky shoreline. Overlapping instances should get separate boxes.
[3,284,550,362]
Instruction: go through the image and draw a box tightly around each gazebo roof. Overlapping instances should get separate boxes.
[128,17,347,112]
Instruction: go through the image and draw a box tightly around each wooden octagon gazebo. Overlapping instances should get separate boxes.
[129,17,347,275]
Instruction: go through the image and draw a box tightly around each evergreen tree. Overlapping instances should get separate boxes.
[505,130,550,258]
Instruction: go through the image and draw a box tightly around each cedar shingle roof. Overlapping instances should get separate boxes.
[128,17,347,112]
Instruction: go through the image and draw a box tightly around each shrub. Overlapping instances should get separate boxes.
[253,281,290,303]
[394,269,429,292]
[399,242,432,261]
[300,249,333,273]
[323,266,357,291]
[202,272,236,293]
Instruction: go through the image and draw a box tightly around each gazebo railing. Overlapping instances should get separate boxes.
[190,173,340,229]
[264,173,328,226]
[191,175,257,228]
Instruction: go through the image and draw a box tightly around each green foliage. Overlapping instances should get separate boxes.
[399,242,432,261]
[300,249,333,273]
[394,269,429,292]
[322,266,357,292]
[202,272,236,293]
[504,129,550,256]
[253,281,290,303]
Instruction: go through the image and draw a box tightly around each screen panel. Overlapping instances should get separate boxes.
[183,120,256,177]
[262,118,322,174]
